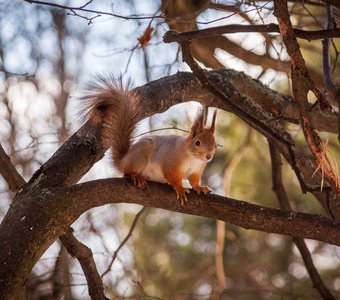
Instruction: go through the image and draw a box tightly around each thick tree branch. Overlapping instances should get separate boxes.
[147,67,336,135]
[60,228,108,300]
[180,40,314,194]
[2,175,340,300]
[3,2,338,299]
[1,70,339,299]
[62,180,340,247]
[23,179,340,244]
[27,125,103,189]
[23,70,340,216]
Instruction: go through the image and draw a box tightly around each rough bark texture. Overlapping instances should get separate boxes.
[0,69,339,299]
[2,178,340,299]
[136,69,337,133]
[60,229,108,300]
[0,144,25,192]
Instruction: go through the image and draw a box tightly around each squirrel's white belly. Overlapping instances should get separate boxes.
[183,156,206,178]
[141,162,166,183]
[141,156,205,183]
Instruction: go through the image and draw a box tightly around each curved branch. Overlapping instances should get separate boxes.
[274,0,340,195]
[162,2,292,73]
[60,228,108,300]
[2,176,340,300]
[135,69,337,133]
[0,143,25,193]
[0,70,339,299]
[64,180,340,246]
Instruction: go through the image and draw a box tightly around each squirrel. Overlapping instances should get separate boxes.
[80,76,217,205]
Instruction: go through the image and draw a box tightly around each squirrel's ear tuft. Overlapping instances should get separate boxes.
[209,109,217,133]
[203,106,208,127]
[190,107,206,137]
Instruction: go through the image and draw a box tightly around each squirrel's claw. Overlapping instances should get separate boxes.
[194,185,212,195]
[132,175,147,189]
[176,188,190,206]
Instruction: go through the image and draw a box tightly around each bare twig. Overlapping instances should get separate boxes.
[24,0,271,27]
[0,143,25,192]
[24,0,164,21]
[0,68,35,78]
[136,126,189,137]
[163,24,340,43]
[67,9,101,25]
[101,206,146,278]
[60,228,109,300]
[268,141,335,300]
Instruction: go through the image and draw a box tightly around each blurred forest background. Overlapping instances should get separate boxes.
[1,0,340,299]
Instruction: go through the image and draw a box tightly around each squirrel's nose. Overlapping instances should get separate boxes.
[206,154,212,160]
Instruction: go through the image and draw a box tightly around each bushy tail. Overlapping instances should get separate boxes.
[79,75,141,172]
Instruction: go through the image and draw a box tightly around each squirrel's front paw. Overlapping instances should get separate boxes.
[131,175,147,189]
[194,185,212,195]
[176,188,190,206]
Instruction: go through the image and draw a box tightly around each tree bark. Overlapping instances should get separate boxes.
[0,69,339,299]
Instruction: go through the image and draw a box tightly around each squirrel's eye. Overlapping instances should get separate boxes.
[195,140,201,146]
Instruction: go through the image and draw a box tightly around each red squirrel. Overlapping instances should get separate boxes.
[80,77,217,205]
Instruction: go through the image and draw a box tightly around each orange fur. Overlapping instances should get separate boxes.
[79,76,141,172]
[80,79,217,205]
